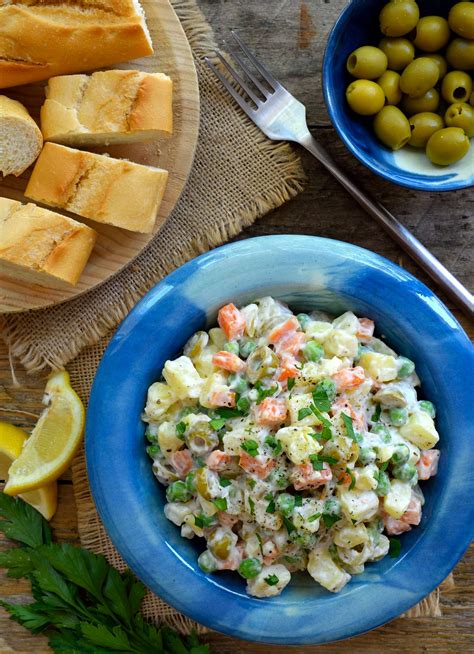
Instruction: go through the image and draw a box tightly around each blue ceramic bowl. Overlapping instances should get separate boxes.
[86,236,474,645]
[323,0,474,191]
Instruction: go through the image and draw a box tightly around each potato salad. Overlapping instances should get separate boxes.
[143,298,440,598]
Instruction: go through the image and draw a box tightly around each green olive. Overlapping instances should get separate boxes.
[449,2,474,40]
[445,102,474,138]
[426,127,470,166]
[377,70,402,105]
[401,88,440,115]
[246,345,279,383]
[446,38,474,71]
[426,54,448,80]
[400,58,439,98]
[183,330,208,358]
[347,46,388,79]
[441,70,473,104]
[210,535,232,560]
[408,112,444,148]
[412,16,451,52]
[379,0,420,37]
[195,467,211,500]
[346,79,386,115]
[378,37,415,71]
[374,105,411,150]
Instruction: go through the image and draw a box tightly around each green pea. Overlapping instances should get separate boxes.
[393,463,418,484]
[290,531,317,549]
[303,340,324,362]
[359,447,377,465]
[166,480,192,503]
[297,313,311,329]
[145,429,158,444]
[276,493,295,517]
[376,471,391,496]
[391,444,410,465]
[228,373,249,394]
[146,444,160,458]
[198,550,218,573]
[371,423,392,443]
[418,400,436,418]
[239,339,257,359]
[238,557,262,579]
[223,341,240,355]
[315,378,337,403]
[323,497,342,516]
[236,396,251,413]
[185,471,197,493]
[397,357,415,378]
[389,408,408,426]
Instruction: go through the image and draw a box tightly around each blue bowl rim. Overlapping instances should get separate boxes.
[322,1,474,192]
[86,235,474,644]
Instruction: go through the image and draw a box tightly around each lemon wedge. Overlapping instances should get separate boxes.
[0,421,58,520]
[4,370,84,497]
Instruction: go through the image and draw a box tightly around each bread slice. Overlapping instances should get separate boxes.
[0,0,154,89]
[0,198,97,288]
[0,96,43,177]
[25,143,169,234]
[41,70,173,146]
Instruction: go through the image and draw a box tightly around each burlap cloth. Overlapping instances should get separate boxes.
[0,0,450,635]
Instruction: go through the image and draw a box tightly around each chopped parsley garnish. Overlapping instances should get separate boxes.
[265,497,276,514]
[219,477,232,487]
[287,377,296,391]
[380,461,389,472]
[346,467,356,490]
[312,386,332,412]
[298,407,312,420]
[341,412,357,441]
[283,516,296,534]
[310,404,333,441]
[372,404,382,422]
[294,494,303,507]
[308,512,322,522]
[248,497,255,516]
[212,498,228,512]
[389,537,402,558]
[264,574,279,586]
[176,421,186,438]
[255,382,278,404]
[322,513,341,529]
[265,436,283,455]
[319,454,339,464]
[309,454,323,471]
[216,406,245,419]
[256,531,264,556]
[209,418,226,431]
[236,396,251,414]
[241,439,259,457]
[248,478,257,490]
[194,514,215,529]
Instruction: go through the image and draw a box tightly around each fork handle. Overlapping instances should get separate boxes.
[298,133,474,320]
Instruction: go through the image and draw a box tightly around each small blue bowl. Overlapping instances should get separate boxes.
[323,0,474,191]
[86,236,474,645]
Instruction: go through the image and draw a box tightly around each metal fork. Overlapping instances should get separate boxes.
[205,32,473,320]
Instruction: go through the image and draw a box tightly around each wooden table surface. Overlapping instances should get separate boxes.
[1,1,473,652]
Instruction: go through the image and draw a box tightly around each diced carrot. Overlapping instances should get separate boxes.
[278,353,300,382]
[239,452,277,479]
[212,351,246,373]
[337,470,353,487]
[416,450,440,481]
[169,449,193,478]
[255,397,287,427]
[400,496,422,526]
[332,366,365,391]
[206,450,232,471]
[290,462,332,490]
[383,513,412,536]
[356,318,375,342]
[209,389,236,408]
[268,317,300,344]
[218,303,246,340]
[274,331,306,356]
[217,512,240,527]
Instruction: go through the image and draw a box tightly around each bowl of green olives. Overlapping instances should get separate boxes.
[323,0,474,191]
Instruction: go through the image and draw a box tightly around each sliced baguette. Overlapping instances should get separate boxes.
[25,143,168,234]
[0,198,97,288]
[41,70,173,146]
[0,0,153,89]
[0,96,43,177]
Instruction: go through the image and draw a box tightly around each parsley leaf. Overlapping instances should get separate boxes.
[287,377,296,391]
[0,494,51,548]
[264,436,282,456]
[308,513,322,522]
[322,513,341,529]
[346,467,356,490]
[309,454,324,471]
[319,455,339,464]
[209,418,226,431]
[219,477,231,487]
[380,461,389,472]
[194,514,215,529]
[255,382,278,404]
[372,404,382,422]
[264,574,279,586]
[294,494,303,507]
[310,404,333,441]
[241,439,259,457]
[283,516,296,534]
[298,407,312,420]
[248,497,255,516]
[212,498,228,512]
[216,406,244,418]
[265,497,276,514]
[176,421,186,438]
[389,537,402,558]
[312,386,332,412]
[341,412,357,441]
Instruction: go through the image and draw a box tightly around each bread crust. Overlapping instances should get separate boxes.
[25,143,169,233]
[0,3,153,88]
[41,70,173,144]
[0,95,43,176]
[0,197,97,287]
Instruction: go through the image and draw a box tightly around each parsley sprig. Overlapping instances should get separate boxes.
[0,494,209,654]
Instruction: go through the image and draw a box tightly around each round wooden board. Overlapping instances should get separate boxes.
[0,0,200,313]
